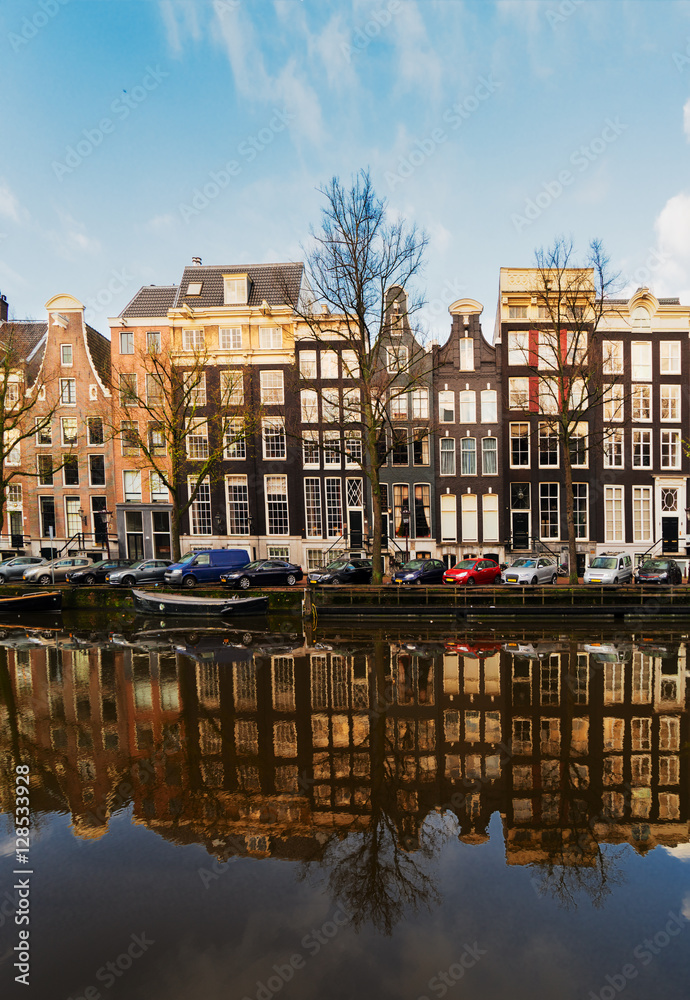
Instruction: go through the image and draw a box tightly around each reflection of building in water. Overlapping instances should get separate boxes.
[0,637,688,863]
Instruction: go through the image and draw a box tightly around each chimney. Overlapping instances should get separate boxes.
[191,257,202,266]
[0,294,7,323]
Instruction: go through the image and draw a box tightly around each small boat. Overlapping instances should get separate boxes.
[131,589,269,617]
[0,591,62,614]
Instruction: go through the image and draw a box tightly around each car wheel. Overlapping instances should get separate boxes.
[466,577,476,586]
[239,576,251,590]
[38,574,51,586]
[0,576,5,585]
[613,577,619,584]
[531,575,539,585]
[286,574,297,587]
[551,574,557,585]
[331,578,341,585]
[83,574,96,586]
[122,575,136,587]
[182,575,197,589]
[415,578,423,585]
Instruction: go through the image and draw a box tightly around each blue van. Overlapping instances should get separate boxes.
[164,549,250,588]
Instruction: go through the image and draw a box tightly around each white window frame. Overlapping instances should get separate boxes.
[438,390,455,423]
[304,478,322,538]
[632,384,652,422]
[460,437,477,476]
[632,429,652,469]
[509,422,530,468]
[219,327,242,350]
[480,390,497,424]
[299,351,317,378]
[539,482,560,541]
[508,330,529,366]
[660,385,680,422]
[440,437,456,476]
[260,370,284,405]
[572,482,589,540]
[223,275,247,305]
[459,390,476,424]
[320,350,339,379]
[262,417,286,461]
[660,341,681,374]
[221,369,244,406]
[224,417,246,460]
[302,430,320,468]
[259,327,282,350]
[603,428,624,469]
[603,383,624,422]
[226,475,250,535]
[481,436,498,476]
[660,429,681,470]
[189,477,212,535]
[604,485,625,543]
[301,389,318,424]
[182,328,205,352]
[61,417,78,447]
[186,418,209,460]
[458,337,474,371]
[508,377,529,410]
[538,421,559,469]
[265,475,289,536]
[61,343,74,366]
[631,341,652,381]
[632,486,652,543]
[603,340,623,374]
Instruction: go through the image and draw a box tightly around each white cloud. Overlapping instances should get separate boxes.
[651,190,690,300]
[662,844,690,861]
[159,0,202,56]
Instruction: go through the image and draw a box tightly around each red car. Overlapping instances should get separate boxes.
[443,558,502,586]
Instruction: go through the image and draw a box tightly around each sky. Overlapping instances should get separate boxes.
[1,0,690,344]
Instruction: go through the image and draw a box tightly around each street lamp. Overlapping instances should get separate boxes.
[401,505,410,562]
[77,505,87,550]
[102,509,113,559]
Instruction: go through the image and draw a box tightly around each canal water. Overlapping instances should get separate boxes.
[1,615,689,1000]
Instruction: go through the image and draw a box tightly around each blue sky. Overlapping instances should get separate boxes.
[1,0,690,342]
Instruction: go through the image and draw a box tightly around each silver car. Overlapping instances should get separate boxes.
[23,556,93,585]
[106,559,173,586]
[501,556,558,585]
[0,556,47,583]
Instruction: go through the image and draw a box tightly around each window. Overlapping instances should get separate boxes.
[482,437,497,475]
[573,483,588,540]
[539,378,559,414]
[259,327,282,349]
[459,390,476,423]
[604,485,624,542]
[89,455,105,486]
[508,377,529,410]
[302,430,319,467]
[147,331,161,354]
[37,455,53,486]
[61,344,73,365]
[185,371,206,406]
[631,341,652,380]
[65,497,81,536]
[320,351,339,379]
[342,350,359,378]
[459,337,474,371]
[182,329,205,352]
[387,344,408,372]
[7,483,21,506]
[603,341,623,374]
[220,327,242,350]
[148,422,166,455]
[481,390,497,423]
[483,494,499,542]
[325,478,343,537]
[124,470,142,502]
[569,423,588,467]
[224,417,245,459]
[568,378,586,411]
[540,483,559,539]
[538,330,559,371]
[61,417,77,446]
[392,430,408,466]
[438,391,455,422]
[414,484,431,537]
[120,421,139,455]
[603,383,624,422]
[347,478,363,509]
[187,281,202,296]
[187,418,209,460]
[391,394,408,420]
[461,437,477,475]
[413,429,429,466]
[323,389,339,422]
[343,387,360,420]
[538,422,559,467]
[661,385,680,421]
[220,370,244,406]
[189,479,212,534]
[323,431,341,466]
[508,330,529,365]
[566,329,587,364]
[265,476,288,534]
[633,486,652,543]
[461,494,478,541]
[440,494,457,542]
[262,418,286,460]
[60,378,76,405]
[345,430,362,466]
[226,476,249,535]
[223,275,247,304]
[304,479,322,537]
[508,305,528,319]
[119,331,133,354]
[299,351,317,378]
[150,471,168,502]
[603,429,623,468]
[440,437,455,475]
[661,430,681,469]
[510,423,530,467]
[632,385,651,421]
[660,341,681,374]
[119,373,137,406]
[632,429,651,468]
[36,419,52,446]
[393,484,410,538]
[260,371,284,405]
[146,373,163,404]
[301,389,318,423]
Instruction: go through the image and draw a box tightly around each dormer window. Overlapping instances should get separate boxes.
[187,282,203,296]
[224,274,248,305]
[632,305,650,328]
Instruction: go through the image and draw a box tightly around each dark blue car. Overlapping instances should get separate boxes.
[392,559,446,585]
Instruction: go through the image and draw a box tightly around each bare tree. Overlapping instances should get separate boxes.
[289,170,430,582]
[515,238,620,582]
[109,342,246,561]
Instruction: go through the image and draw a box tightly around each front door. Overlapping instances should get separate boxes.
[9,511,23,548]
[662,516,679,553]
[512,512,529,549]
[349,509,363,548]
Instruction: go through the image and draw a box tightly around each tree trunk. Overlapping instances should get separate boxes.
[365,415,383,583]
[561,435,578,584]
[171,497,182,562]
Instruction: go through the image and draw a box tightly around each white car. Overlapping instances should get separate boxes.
[501,556,558,585]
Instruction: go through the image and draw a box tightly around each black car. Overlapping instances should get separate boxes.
[221,559,304,589]
[634,558,683,585]
[392,558,446,585]
[66,559,134,586]
[308,558,373,585]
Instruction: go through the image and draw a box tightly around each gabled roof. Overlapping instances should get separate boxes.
[86,325,111,384]
[120,285,177,319]
[173,262,304,310]
[0,321,48,384]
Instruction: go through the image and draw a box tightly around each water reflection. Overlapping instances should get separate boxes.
[0,623,688,931]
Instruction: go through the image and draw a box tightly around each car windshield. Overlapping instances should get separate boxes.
[641,560,669,570]
[243,561,264,570]
[512,559,535,568]
[326,560,349,570]
[452,560,477,570]
[178,552,197,565]
[590,557,617,569]
[402,560,427,570]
